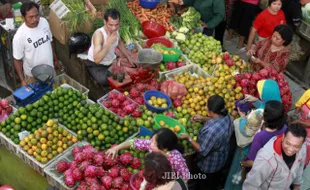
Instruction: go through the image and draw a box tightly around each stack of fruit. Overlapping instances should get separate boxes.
[0,98,13,122]
[19,120,77,164]
[100,90,142,118]
[178,33,221,66]
[235,66,292,112]
[56,144,142,189]
[135,108,156,130]
[159,56,186,72]
[146,96,169,109]
[124,79,161,105]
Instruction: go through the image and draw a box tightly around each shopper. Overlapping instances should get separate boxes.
[241,100,287,168]
[281,0,302,30]
[227,0,260,49]
[12,2,61,86]
[244,79,282,109]
[179,95,234,190]
[169,0,225,38]
[105,128,190,180]
[140,152,187,190]
[87,8,135,85]
[243,124,307,189]
[224,108,264,189]
[292,89,310,167]
[246,0,286,51]
[247,24,293,73]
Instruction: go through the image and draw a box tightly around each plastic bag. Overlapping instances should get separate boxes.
[160,80,188,100]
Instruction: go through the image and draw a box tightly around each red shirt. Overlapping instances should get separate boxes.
[253,9,286,38]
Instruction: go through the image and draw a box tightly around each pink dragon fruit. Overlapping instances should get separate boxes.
[5,107,12,115]
[64,168,73,177]
[165,112,175,118]
[74,152,86,163]
[252,73,261,81]
[89,183,101,190]
[69,161,79,169]
[56,160,70,173]
[93,153,105,166]
[117,93,127,102]
[120,183,130,190]
[120,152,133,165]
[71,146,82,157]
[111,99,120,108]
[104,155,118,167]
[120,168,131,181]
[122,99,132,106]
[134,97,144,105]
[79,160,91,172]
[131,157,141,169]
[132,109,142,118]
[109,166,120,178]
[103,100,112,108]
[136,83,145,91]
[133,177,143,189]
[244,73,252,80]
[0,99,9,108]
[108,92,118,100]
[64,176,75,187]
[225,59,234,67]
[222,53,230,60]
[240,79,249,88]
[85,165,98,178]
[166,62,175,70]
[176,62,185,68]
[96,166,106,177]
[77,184,87,190]
[173,99,182,107]
[72,168,83,181]
[129,88,140,98]
[113,177,124,189]
[101,176,113,189]
[259,68,268,78]
[124,104,135,114]
[85,177,99,186]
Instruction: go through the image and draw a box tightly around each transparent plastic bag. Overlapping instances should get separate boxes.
[160,80,188,100]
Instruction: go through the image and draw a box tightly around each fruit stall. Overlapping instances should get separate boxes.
[0,0,297,189]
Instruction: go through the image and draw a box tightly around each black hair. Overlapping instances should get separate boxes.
[207,95,228,116]
[104,8,120,21]
[153,128,184,154]
[274,24,293,46]
[285,124,307,141]
[268,0,282,6]
[143,152,173,186]
[264,100,287,130]
[21,2,39,17]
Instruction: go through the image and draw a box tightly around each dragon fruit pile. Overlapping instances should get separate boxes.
[56,145,143,189]
[235,66,292,112]
[131,170,155,190]
[100,90,142,118]
[0,98,13,121]
[125,79,160,105]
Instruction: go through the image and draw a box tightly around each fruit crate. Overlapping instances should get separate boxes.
[97,89,139,119]
[16,124,79,176]
[0,132,20,154]
[165,64,210,80]
[44,141,89,190]
[159,55,193,80]
[54,73,89,96]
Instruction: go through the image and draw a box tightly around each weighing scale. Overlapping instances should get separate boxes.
[13,64,54,107]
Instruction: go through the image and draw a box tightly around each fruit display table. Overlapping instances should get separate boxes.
[0,146,50,190]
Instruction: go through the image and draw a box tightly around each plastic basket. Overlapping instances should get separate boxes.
[137,37,179,49]
[153,114,186,136]
[0,132,20,154]
[16,124,78,176]
[165,64,210,80]
[97,89,139,119]
[299,20,310,40]
[139,0,160,9]
[143,90,172,113]
[159,55,192,80]
[161,48,182,63]
[54,73,89,96]
[44,141,89,190]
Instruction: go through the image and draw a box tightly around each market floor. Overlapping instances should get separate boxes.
[0,34,306,111]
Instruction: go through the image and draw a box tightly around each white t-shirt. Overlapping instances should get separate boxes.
[13,17,54,77]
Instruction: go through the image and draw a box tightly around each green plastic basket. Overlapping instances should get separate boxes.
[153,114,186,136]
[161,48,182,63]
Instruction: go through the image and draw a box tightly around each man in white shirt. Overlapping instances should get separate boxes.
[13,2,60,86]
[87,8,135,85]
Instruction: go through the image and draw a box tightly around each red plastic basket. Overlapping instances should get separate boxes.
[142,21,166,39]
[145,37,173,48]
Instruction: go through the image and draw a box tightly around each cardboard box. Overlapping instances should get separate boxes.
[48,0,96,45]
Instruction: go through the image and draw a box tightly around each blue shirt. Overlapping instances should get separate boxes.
[197,115,233,173]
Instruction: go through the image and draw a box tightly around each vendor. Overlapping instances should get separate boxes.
[105,128,190,180]
[169,0,225,40]
[13,2,60,86]
[179,95,234,190]
[87,8,135,86]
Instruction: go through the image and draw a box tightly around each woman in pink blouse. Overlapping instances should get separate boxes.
[106,128,190,180]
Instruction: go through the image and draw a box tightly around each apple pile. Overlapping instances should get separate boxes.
[0,98,13,122]
[124,80,161,105]
[100,91,142,118]
[56,144,143,190]
[235,66,292,112]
